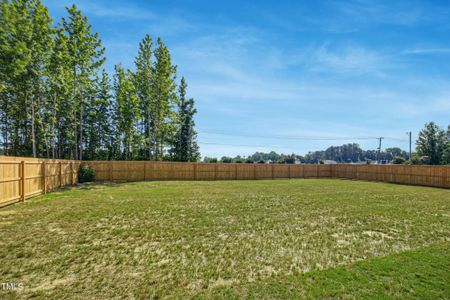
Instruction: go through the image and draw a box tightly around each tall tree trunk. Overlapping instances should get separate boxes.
[57,131,61,159]
[51,134,55,158]
[147,114,153,160]
[154,103,160,160]
[73,67,78,160]
[79,100,83,160]
[30,91,37,158]
[4,118,9,155]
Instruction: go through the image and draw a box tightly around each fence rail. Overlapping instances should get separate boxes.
[1,156,449,207]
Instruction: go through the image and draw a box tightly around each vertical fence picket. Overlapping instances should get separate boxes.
[43,161,47,193]
[20,161,25,201]
[59,162,62,187]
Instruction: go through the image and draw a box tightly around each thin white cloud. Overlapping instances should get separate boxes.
[402,48,450,55]
[75,1,156,20]
[310,45,388,74]
[330,0,426,26]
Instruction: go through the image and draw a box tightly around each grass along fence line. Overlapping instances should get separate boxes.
[1,157,449,207]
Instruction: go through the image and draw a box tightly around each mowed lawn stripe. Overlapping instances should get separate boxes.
[192,242,450,299]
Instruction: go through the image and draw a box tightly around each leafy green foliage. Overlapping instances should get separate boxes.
[114,65,140,160]
[220,156,233,163]
[0,0,53,157]
[171,77,200,162]
[149,38,178,161]
[416,122,448,165]
[78,164,95,182]
[61,4,106,160]
[203,156,218,163]
[0,1,199,162]
[202,145,413,165]
[391,156,405,164]
[134,34,154,159]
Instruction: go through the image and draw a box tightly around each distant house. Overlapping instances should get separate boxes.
[323,160,337,164]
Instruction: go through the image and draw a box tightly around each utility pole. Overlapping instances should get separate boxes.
[377,137,384,164]
[406,131,412,160]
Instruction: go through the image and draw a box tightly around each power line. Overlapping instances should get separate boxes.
[198,141,290,149]
[198,129,408,142]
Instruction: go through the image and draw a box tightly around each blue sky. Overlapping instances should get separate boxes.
[44,0,450,157]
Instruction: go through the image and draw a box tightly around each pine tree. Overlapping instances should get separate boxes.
[0,0,53,157]
[416,122,447,165]
[150,38,177,160]
[171,77,199,162]
[84,70,113,160]
[29,0,53,157]
[0,1,10,153]
[61,4,105,160]
[98,70,113,159]
[0,0,26,155]
[442,125,450,165]
[134,34,153,159]
[114,65,140,160]
[46,27,73,158]
[0,1,201,161]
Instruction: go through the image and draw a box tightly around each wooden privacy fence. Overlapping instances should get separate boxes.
[83,161,331,181]
[1,157,450,207]
[0,156,80,207]
[83,161,450,188]
[330,164,450,188]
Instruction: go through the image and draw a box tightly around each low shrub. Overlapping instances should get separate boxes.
[78,164,95,183]
[391,156,405,164]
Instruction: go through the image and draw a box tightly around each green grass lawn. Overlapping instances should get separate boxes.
[0,179,449,299]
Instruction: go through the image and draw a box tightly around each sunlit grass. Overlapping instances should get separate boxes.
[1,179,449,299]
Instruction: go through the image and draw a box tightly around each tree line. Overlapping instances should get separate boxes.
[203,146,409,164]
[203,122,450,165]
[0,0,199,161]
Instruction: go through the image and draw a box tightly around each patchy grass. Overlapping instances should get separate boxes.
[0,179,449,299]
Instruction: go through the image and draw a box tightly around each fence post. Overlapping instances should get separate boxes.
[271,164,274,179]
[109,162,112,181]
[214,163,217,180]
[235,164,238,180]
[59,161,62,187]
[194,163,197,180]
[288,164,291,179]
[253,164,256,180]
[70,162,74,185]
[42,161,47,193]
[20,161,25,201]
[143,162,147,181]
